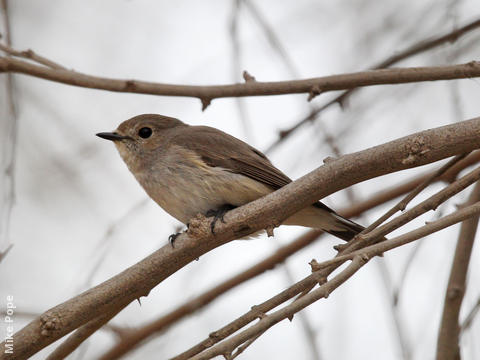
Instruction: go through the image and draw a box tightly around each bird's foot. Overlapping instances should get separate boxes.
[168,232,181,247]
[205,204,236,234]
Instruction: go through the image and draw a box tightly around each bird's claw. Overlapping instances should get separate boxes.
[168,232,181,247]
[205,204,236,234]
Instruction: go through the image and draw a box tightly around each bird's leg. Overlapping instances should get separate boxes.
[205,204,237,234]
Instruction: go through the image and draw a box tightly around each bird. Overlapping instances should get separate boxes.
[96,114,364,243]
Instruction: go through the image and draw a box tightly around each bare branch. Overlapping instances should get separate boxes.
[436,182,480,360]
[1,118,480,359]
[0,0,17,255]
[243,0,299,77]
[0,55,480,102]
[375,259,412,360]
[362,153,468,233]
[229,0,254,142]
[0,243,12,264]
[345,164,480,254]
[0,42,66,69]
[460,296,480,333]
[46,307,123,360]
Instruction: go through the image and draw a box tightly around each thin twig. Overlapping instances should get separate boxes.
[375,259,412,360]
[229,330,266,360]
[243,0,299,77]
[392,240,424,306]
[230,0,254,142]
[460,296,480,333]
[0,42,66,69]
[79,198,149,290]
[0,243,12,264]
[344,164,480,254]
[361,153,469,234]
[0,0,17,254]
[436,181,480,360]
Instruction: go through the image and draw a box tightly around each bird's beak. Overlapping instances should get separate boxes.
[96,132,132,141]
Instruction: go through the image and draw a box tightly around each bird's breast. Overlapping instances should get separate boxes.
[133,147,273,224]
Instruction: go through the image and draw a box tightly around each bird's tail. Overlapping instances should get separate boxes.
[283,202,364,241]
[321,210,365,241]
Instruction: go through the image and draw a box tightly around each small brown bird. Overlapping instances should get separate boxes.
[97,114,364,242]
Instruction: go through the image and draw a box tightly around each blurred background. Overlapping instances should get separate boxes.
[1,0,480,359]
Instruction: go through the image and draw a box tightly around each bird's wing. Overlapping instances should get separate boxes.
[170,125,292,190]
[169,125,337,214]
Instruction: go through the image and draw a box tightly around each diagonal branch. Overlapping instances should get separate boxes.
[1,117,480,360]
[361,153,469,234]
[342,164,480,255]
[460,296,480,333]
[103,149,480,360]
[435,182,480,360]
[45,306,125,360]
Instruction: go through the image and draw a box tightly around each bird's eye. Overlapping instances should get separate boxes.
[138,127,152,139]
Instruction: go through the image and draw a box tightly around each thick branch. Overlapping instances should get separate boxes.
[1,117,480,360]
[0,56,480,101]
[436,182,480,360]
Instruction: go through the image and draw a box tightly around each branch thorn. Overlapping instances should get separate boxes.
[243,70,256,82]
[201,98,211,111]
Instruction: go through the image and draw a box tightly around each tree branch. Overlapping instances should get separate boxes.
[361,153,469,233]
[1,117,480,360]
[436,182,480,360]
[0,55,480,103]
[0,42,66,69]
[98,149,480,360]
[45,306,124,360]
[460,296,480,333]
